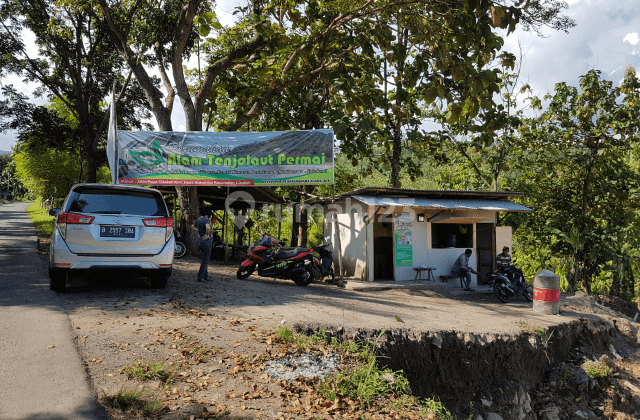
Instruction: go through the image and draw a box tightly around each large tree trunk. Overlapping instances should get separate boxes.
[298,203,309,248]
[85,152,97,183]
[291,202,301,247]
[176,187,200,255]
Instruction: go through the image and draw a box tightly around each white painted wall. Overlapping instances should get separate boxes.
[325,202,508,287]
[324,201,368,280]
[496,226,512,254]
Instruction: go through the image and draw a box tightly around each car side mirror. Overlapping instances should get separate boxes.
[49,208,61,217]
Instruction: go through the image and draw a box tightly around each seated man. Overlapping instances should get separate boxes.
[452,248,477,291]
[497,246,512,268]
[497,246,524,286]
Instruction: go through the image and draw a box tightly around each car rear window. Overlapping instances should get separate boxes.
[64,188,168,217]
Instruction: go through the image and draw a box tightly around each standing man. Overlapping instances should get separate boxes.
[452,248,477,291]
[193,205,213,282]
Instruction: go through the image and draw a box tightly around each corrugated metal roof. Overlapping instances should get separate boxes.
[352,195,532,213]
[340,187,525,199]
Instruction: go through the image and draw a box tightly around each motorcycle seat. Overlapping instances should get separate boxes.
[275,247,310,260]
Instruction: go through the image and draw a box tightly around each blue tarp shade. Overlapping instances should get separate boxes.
[351,195,532,213]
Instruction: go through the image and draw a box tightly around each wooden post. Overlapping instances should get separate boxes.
[278,204,282,240]
[224,187,230,262]
[331,185,343,278]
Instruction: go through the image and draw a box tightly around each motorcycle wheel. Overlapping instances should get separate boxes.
[237,265,255,280]
[493,281,512,303]
[174,241,187,259]
[522,285,533,302]
[293,267,313,286]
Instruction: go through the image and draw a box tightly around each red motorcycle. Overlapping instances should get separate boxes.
[236,233,314,286]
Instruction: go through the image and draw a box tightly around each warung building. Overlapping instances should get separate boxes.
[322,187,532,287]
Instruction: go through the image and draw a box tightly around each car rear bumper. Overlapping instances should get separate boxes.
[50,230,174,271]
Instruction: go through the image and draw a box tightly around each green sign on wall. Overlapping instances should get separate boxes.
[395,213,413,266]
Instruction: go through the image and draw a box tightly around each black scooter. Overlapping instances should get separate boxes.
[311,236,335,281]
[174,228,225,260]
[487,267,533,303]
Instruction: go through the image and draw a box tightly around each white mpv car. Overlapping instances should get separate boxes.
[48,184,175,291]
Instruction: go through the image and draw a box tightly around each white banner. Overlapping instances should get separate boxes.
[106,90,117,184]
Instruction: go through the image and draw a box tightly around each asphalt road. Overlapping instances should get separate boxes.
[0,201,106,420]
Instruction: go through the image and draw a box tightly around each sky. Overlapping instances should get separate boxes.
[1,0,639,152]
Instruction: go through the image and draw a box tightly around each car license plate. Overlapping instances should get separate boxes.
[100,226,135,238]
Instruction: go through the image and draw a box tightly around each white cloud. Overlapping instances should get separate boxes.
[503,0,640,98]
[624,32,640,45]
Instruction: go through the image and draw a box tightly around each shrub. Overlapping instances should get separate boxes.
[582,358,611,379]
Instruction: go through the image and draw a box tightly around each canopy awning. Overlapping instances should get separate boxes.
[351,195,532,213]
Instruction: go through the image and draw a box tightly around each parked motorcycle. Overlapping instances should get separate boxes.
[311,236,334,281]
[236,233,314,286]
[174,230,187,259]
[174,228,225,260]
[487,269,533,303]
[210,229,226,261]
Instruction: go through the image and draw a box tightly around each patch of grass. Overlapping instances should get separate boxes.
[275,326,329,348]
[582,358,611,379]
[318,335,410,408]
[519,321,547,336]
[176,337,191,347]
[275,325,296,343]
[26,204,55,236]
[122,359,175,384]
[102,389,162,416]
[274,327,456,419]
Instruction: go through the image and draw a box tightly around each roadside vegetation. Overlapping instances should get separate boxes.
[25,204,55,236]
[122,360,176,385]
[101,389,163,417]
[582,358,612,380]
[1,0,637,306]
[275,326,458,419]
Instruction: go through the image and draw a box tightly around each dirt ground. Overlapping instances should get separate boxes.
[39,244,640,420]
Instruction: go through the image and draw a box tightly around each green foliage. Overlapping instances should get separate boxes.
[275,326,328,348]
[0,1,149,182]
[518,322,546,337]
[13,148,80,204]
[122,359,175,384]
[102,389,162,416]
[582,358,611,379]
[417,398,456,420]
[513,70,640,294]
[0,154,26,197]
[318,338,410,407]
[25,204,55,237]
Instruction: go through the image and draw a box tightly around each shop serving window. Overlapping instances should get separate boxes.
[431,224,473,248]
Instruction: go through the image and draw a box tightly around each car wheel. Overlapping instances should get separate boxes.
[49,267,67,292]
[148,272,168,289]
[237,265,255,280]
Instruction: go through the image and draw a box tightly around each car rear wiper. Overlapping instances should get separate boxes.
[93,211,126,214]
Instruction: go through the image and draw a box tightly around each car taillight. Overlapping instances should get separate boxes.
[142,217,174,227]
[56,211,94,240]
[58,212,95,224]
[142,217,174,242]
